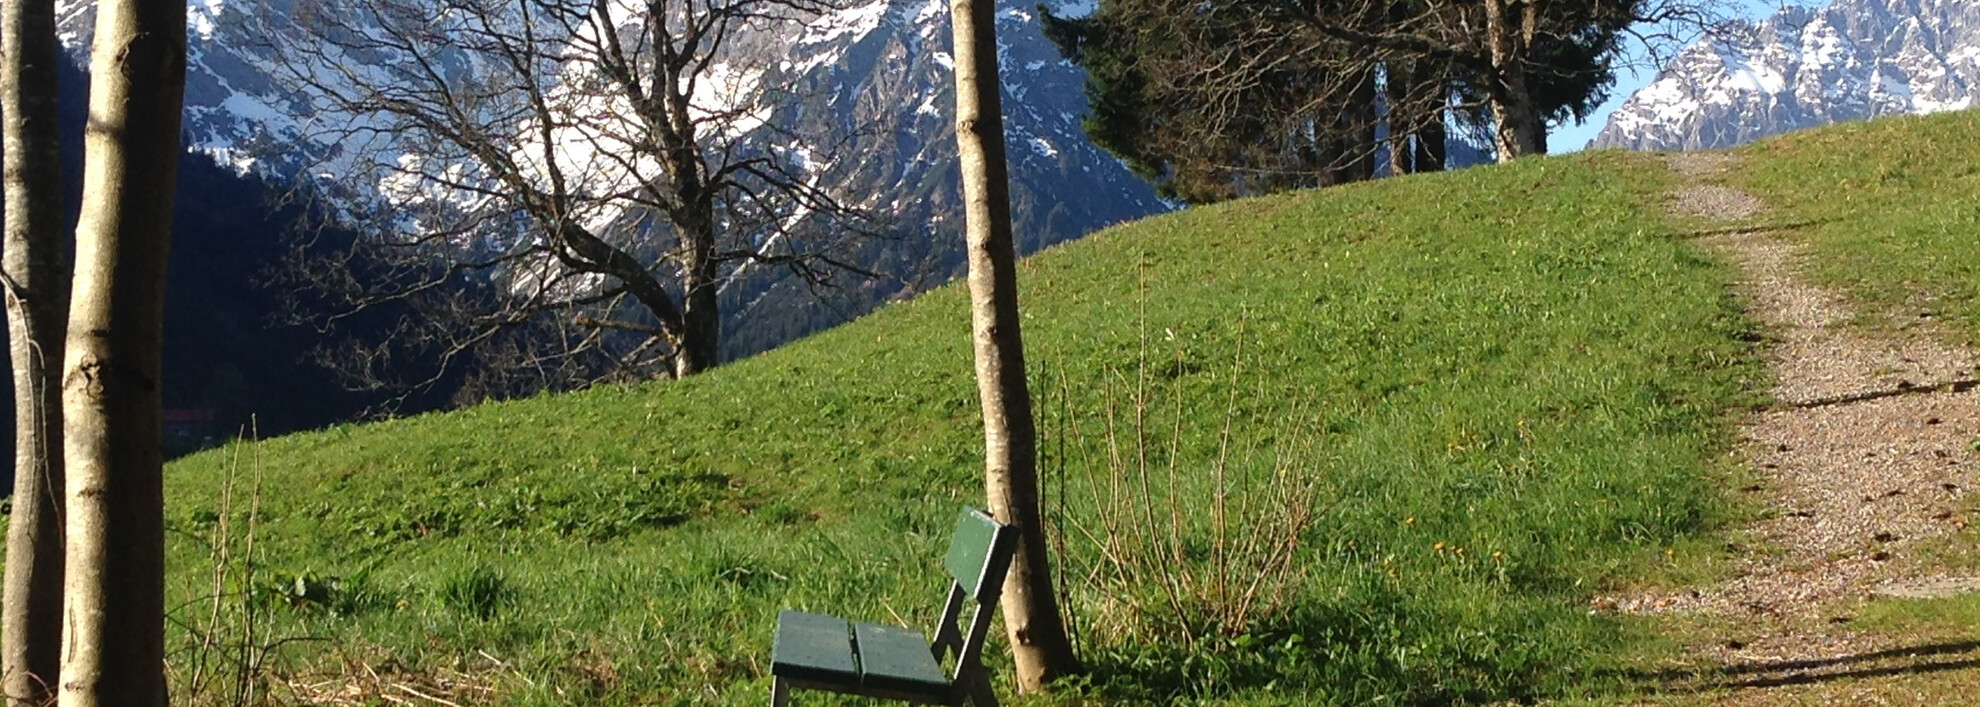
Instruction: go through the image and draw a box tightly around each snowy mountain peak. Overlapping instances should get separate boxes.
[1591,0,1980,151]
[52,0,1158,225]
[50,0,1164,356]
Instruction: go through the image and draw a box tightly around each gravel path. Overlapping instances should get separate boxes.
[1602,152,1980,696]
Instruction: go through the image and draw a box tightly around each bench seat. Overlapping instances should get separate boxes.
[855,622,950,696]
[769,508,1014,706]
[770,610,952,702]
[769,610,858,685]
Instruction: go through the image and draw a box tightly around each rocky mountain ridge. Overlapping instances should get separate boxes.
[1592,0,1980,151]
[52,0,1167,357]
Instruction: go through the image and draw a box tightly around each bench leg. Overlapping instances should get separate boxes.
[770,676,790,707]
[962,670,998,707]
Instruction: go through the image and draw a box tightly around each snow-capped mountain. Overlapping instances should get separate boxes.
[1591,0,1980,151]
[52,0,1166,352]
[766,0,1167,255]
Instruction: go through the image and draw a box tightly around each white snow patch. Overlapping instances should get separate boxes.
[690,63,772,136]
[1717,53,1787,94]
[189,0,228,41]
[1915,94,1973,113]
[216,92,286,131]
[1798,18,1850,69]
[802,0,892,46]
[1869,66,1913,104]
[1046,0,1099,18]
[915,0,947,25]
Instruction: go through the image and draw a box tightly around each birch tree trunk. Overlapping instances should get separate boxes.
[948,0,1082,692]
[1,0,69,701]
[58,1,184,705]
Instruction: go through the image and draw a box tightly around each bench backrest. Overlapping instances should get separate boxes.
[942,507,1017,605]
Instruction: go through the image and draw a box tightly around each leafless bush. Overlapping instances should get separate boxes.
[1046,312,1333,649]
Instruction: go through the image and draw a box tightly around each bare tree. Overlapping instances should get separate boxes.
[950,0,1082,692]
[1,0,68,702]
[267,0,874,390]
[58,0,185,704]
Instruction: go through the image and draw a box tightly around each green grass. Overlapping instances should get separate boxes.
[149,146,1783,704]
[1734,111,1980,348]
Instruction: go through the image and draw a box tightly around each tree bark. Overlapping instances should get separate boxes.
[674,203,720,378]
[58,1,184,705]
[1310,133,1346,189]
[1485,0,1545,161]
[1335,71,1378,183]
[1415,114,1447,172]
[1385,62,1412,176]
[949,0,1082,692]
[1,0,69,702]
[657,79,721,379]
[1393,62,1449,174]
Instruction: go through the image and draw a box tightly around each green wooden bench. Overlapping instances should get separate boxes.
[770,507,1018,706]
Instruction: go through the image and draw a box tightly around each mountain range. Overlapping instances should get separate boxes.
[1593,0,1980,151]
[51,0,1168,358]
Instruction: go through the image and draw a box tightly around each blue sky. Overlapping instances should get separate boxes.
[1554,1,1800,151]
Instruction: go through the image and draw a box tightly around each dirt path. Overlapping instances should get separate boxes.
[1607,152,1980,702]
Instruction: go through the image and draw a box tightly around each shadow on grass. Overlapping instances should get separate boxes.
[1671,219,1838,240]
[1629,639,1980,693]
[1063,600,1573,706]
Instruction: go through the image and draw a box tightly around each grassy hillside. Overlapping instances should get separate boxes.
[1734,113,1980,347]
[148,144,1782,704]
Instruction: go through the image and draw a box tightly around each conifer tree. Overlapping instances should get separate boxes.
[1045,0,1647,191]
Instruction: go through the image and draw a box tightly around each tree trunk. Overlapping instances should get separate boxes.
[1385,63,1412,176]
[1311,133,1346,189]
[58,1,184,705]
[1485,0,1544,161]
[1391,63,1449,175]
[1412,62,1447,172]
[1488,83,1543,161]
[1415,110,1446,172]
[2,0,68,702]
[948,0,1082,692]
[674,205,720,378]
[1340,71,1378,183]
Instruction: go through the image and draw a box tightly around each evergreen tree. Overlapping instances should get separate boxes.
[1045,0,1647,198]
[1044,0,1388,204]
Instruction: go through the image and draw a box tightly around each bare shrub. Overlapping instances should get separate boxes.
[1047,312,1333,649]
